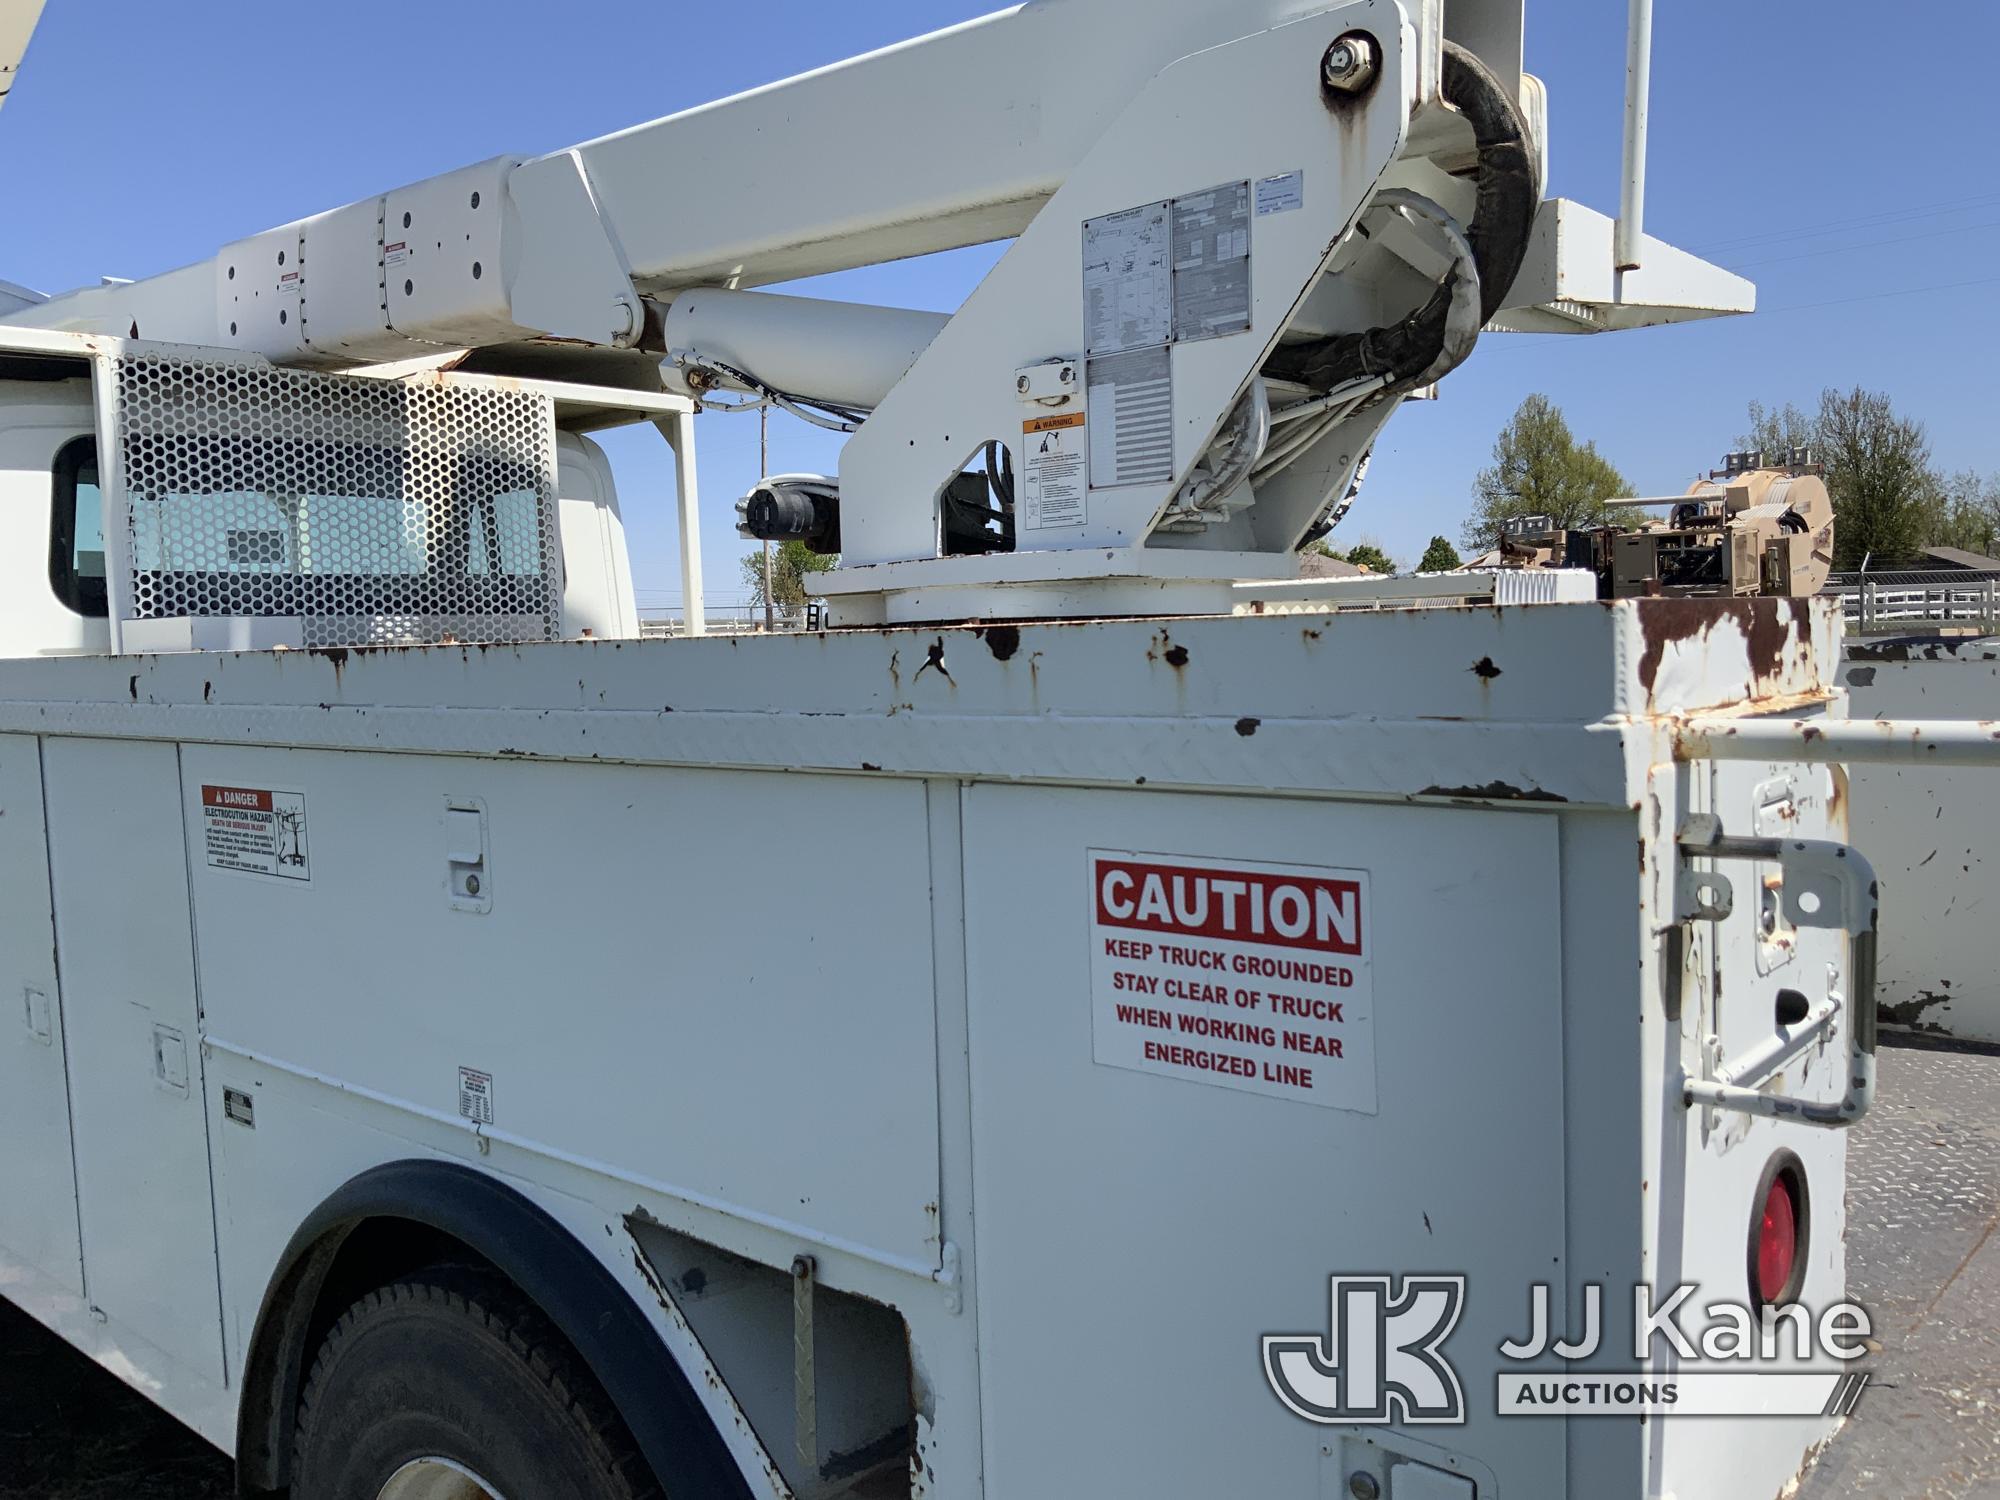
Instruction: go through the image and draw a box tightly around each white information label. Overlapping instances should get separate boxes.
[1086,347,1174,488]
[1022,411,1088,530]
[1083,201,1173,355]
[458,1066,495,1125]
[1173,181,1252,342]
[1090,850,1376,1113]
[201,785,310,882]
[1256,170,1306,216]
[383,240,410,267]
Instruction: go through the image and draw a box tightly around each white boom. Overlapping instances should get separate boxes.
[0,0,43,119]
[5,0,1751,625]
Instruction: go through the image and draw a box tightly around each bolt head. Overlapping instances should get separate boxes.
[1322,32,1380,94]
[1347,1473,1381,1500]
[1017,374,1032,393]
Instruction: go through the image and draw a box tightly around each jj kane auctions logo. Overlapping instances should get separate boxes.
[1265,1277,1874,1422]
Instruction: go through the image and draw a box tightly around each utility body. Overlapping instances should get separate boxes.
[0,2,1955,1497]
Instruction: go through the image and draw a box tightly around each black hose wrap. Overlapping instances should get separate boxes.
[1264,40,1543,395]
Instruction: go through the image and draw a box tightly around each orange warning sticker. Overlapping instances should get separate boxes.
[1023,411,1088,530]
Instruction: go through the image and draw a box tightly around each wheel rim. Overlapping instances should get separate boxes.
[376,1457,507,1500]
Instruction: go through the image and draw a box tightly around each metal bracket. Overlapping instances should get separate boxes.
[792,1254,817,1479]
[1677,816,1878,1129]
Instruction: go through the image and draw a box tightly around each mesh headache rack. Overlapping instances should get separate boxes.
[105,353,561,651]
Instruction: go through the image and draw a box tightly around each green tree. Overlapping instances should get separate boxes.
[1740,399,1817,465]
[1342,542,1397,575]
[1417,536,1462,572]
[1309,537,1397,574]
[740,540,837,612]
[1461,395,1630,551]
[1737,387,1940,569]
[1930,470,2000,558]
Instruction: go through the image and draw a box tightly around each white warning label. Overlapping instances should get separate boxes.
[1172,181,1252,342]
[201,785,310,882]
[1022,411,1088,529]
[1083,200,1173,355]
[458,1066,495,1125]
[1090,850,1375,1113]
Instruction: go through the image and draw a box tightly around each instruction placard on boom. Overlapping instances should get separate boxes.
[1089,850,1375,1113]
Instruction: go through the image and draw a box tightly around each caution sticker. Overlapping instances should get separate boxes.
[1090,850,1376,1113]
[201,785,311,882]
[1022,411,1088,530]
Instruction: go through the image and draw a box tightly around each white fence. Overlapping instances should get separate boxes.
[638,604,817,638]
[1827,573,2000,632]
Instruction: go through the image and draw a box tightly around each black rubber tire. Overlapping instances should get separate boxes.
[291,1267,661,1500]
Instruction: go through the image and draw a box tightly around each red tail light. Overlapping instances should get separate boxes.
[1749,1152,1809,1309]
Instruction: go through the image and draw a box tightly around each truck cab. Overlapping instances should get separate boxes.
[0,332,645,662]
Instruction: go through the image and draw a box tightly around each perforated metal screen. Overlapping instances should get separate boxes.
[112,355,561,648]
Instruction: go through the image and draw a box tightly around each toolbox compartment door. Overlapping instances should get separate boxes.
[962,786,1568,1497]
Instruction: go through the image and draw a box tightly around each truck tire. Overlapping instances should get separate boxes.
[291,1268,662,1500]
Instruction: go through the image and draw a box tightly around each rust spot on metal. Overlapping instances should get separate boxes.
[1632,597,1810,700]
[310,646,350,675]
[202,680,212,703]
[1801,725,1822,744]
[915,638,953,685]
[1419,781,1568,804]
[979,625,1022,662]
[1470,657,1502,680]
[1165,644,1190,669]
[861,763,883,773]
[1880,992,1953,1034]
[1302,627,1323,642]
[1235,718,1260,737]
[1846,665,1877,687]
[128,674,138,701]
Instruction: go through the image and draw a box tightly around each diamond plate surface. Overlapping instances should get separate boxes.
[1798,1039,2000,1499]
[115,356,559,647]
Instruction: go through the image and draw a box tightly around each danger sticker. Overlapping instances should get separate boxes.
[1022,411,1087,530]
[201,785,310,882]
[1090,850,1375,1113]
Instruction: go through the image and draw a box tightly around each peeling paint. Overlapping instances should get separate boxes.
[1418,781,1568,804]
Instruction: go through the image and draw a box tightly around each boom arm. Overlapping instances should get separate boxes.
[5,0,1755,625]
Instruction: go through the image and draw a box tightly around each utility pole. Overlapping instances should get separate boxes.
[761,403,775,632]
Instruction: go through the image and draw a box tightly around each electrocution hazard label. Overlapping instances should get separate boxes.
[1090,850,1375,1113]
[1022,411,1087,530]
[201,785,310,882]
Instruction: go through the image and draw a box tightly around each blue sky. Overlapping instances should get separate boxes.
[5,1,1996,606]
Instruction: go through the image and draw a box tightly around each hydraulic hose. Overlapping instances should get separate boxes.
[1263,40,1543,396]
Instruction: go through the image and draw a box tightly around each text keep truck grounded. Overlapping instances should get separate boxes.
[1089,852,1377,1113]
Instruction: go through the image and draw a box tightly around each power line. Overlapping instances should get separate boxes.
[1725,220,2000,272]
[1764,272,2000,316]
[1482,273,2000,359]
[1692,193,2000,256]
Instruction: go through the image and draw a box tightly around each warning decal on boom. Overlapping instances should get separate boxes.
[1089,850,1376,1113]
[1022,411,1088,530]
[201,785,311,882]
